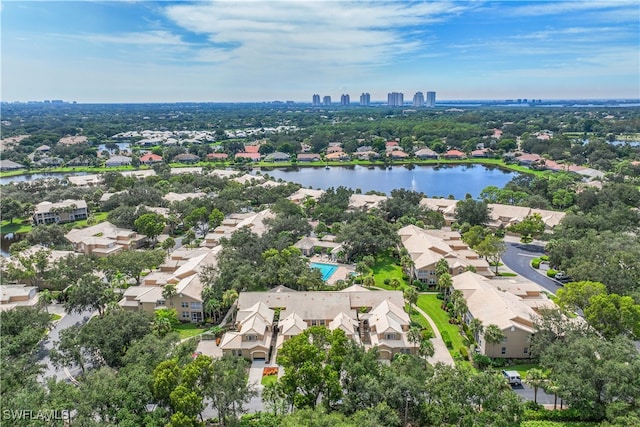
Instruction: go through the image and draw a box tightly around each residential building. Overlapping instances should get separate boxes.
[0,285,38,311]
[220,287,412,361]
[452,271,555,358]
[206,153,229,161]
[296,153,321,162]
[173,153,200,163]
[201,209,274,248]
[426,91,436,107]
[414,148,439,159]
[443,149,466,159]
[322,96,331,106]
[312,94,321,106]
[398,225,493,286]
[413,92,425,107]
[139,152,163,165]
[65,221,147,256]
[264,152,291,162]
[33,199,88,225]
[119,247,220,322]
[348,194,388,211]
[387,92,404,107]
[340,94,350,106]
[359,92,371,106]
[0,159,26,171]
[105,155,132,167]
[235,152,261,162]
[287,188,325,204]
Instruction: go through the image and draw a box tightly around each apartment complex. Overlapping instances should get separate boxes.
[33,199,88,225]
[413,92,425,107]
[220,286,413,361]
[322,96,331,106]
[398,224,493,286]
[340,94,350,106]
[426,91,436,107]
[387,92,404,107]
[312,94,320,106]
[359,92,371,106]
[452,271,555,358]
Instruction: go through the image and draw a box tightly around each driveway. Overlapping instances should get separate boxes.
[501,241,562,294]
[37,304,96,383]
[413,303,455,366]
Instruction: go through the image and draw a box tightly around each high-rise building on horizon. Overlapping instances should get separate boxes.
[387,92,404,107]
[413,91,425,107]
[312,94,320,106]
[340,94,350,106]
[426,91,436,108]
[322,95,331,106]
[360,92,370,106]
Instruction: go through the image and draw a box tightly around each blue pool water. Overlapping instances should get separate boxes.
[310,262,338,281]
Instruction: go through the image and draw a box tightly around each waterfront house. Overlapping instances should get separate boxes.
[414,148,439,159]
[105,155,132,167]
[33,199,88,225]
[139,152,163,165]
[296,153,321,162]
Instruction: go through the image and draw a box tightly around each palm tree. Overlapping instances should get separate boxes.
[363,276,375,289]
[222,289,239,309]
[418,338,435,366]
[162,284,177,308]
[483,324,505,358]
[543,378,560,410]
[403,286,419,314]
[450,290,468,320]
[38,289,53,313]
[438,272,453,302]
[407,326,422,355]
[389,278,401,289]
[400,255,415,279]
[435,258,450,277]
[469,318,484,344]
[525,368,547,404]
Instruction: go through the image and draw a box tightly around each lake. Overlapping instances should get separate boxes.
[262,164,518,199]
[0,172,89,186]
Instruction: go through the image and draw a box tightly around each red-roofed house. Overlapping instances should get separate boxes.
[443,149,466,159]
[235,152,261,162]
[516,153,542,165]
[139,153,163,165]
[388,150,409,159]
[244,145,260,153]
[385,141,399,148]
[471,149,490,158]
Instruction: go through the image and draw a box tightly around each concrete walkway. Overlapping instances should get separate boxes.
[412,302,455,366]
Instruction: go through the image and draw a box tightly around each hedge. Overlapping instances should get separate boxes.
[546,269,558,278]
[532,258,541,269]
[524,409,599,423]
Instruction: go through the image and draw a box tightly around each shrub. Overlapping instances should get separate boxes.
[421,329,433,340]
[384,278,391,285]
[523,408,596,422]
[524,401,544,411]
[458,346,469,359]
[540,255,549,261]
[531,258,541,269]
[444,339,453,349]
[546,269,558,278]
[473,353,491,369]
[491,357,506,368]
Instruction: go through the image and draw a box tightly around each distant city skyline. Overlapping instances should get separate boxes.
[2,1,639,103]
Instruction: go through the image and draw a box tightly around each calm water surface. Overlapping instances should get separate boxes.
[263,164,517,199]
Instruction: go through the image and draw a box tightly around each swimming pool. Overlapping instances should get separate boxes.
[310,262,338,281]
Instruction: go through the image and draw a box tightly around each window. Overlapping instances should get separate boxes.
[311,320,317,326]
[501,347,506,355]
[182,311,190,319]
[524,348,529,354]
[318,320,325,326]
[191,312,202,322]
[156,299,166,307]
[181,302,189,308]
[384,333,396,340]
[190,302,202,310]
[245,335,257,342]
[501,336,507,343]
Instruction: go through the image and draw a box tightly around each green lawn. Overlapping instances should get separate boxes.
[416,294,466,355]
[0,219,33,235]
[71,212,109,228]
[174,323,205,339]
[371,253,407,290]
[406,304,434,336]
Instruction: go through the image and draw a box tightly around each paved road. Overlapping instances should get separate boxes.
[501,242,562,294]
[511,382,559,407]
[37,305,95,383]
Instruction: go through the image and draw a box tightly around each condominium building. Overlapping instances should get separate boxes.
[340,94,350,106]
[387,92,404,107]
[322,95,331,106]
[359,92,371,106]
[413,92,425,107]
[426,91,436,107]
[33,199,88,225]
[312,94,320,106]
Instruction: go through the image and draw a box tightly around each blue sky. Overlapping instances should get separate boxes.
[2,1,639,103]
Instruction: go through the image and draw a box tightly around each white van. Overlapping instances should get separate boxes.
[502,370,522,386]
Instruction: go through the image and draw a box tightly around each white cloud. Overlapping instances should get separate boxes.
[507,0,639,17]
[163,0,468,67]
[75,30,189,46]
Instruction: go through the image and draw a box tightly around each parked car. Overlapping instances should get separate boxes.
[554,272,573,283]
[502,370,522,386]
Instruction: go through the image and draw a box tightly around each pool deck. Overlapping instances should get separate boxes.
[310,255,355,285]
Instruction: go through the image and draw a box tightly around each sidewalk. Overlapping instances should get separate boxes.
[412,303,455,366]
